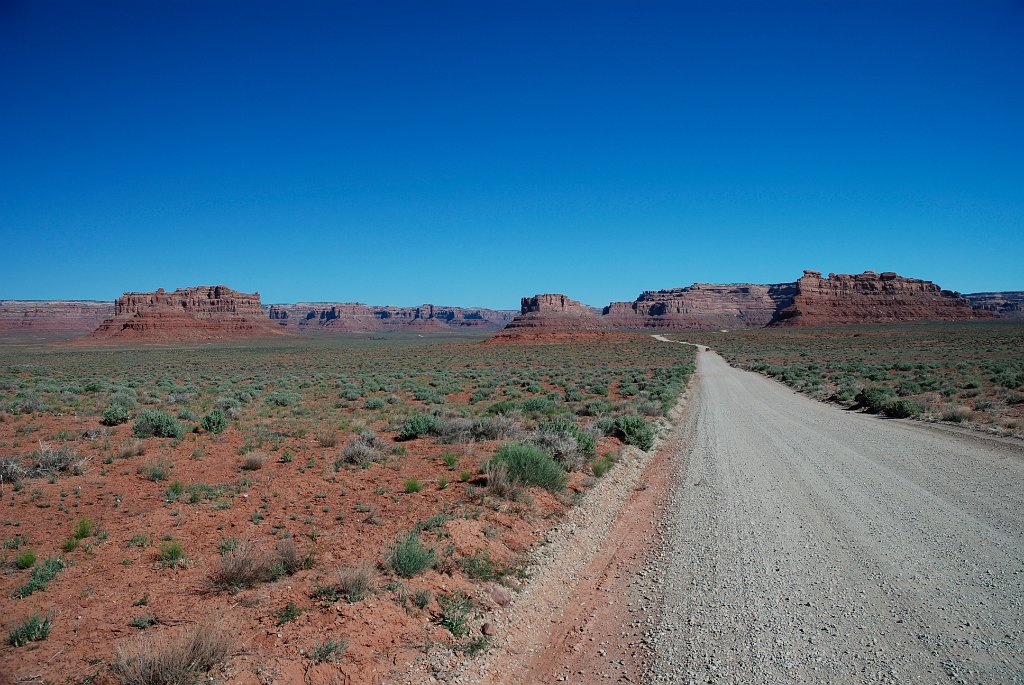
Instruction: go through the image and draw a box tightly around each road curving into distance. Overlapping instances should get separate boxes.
[648,348,1024,683]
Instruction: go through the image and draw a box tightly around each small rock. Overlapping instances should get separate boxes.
[482,622,496,636]
[492,585,512,606]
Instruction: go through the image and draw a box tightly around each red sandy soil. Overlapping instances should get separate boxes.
[462,389,693,685]
[0,409,629,685]
[515,441,677,684]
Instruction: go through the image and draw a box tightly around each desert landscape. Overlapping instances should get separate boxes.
[4,2,1023,684]
[1,270,1023,684]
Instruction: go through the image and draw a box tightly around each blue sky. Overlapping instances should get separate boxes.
[1,1,1022,308]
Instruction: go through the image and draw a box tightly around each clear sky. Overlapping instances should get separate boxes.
[1,1,1022,308]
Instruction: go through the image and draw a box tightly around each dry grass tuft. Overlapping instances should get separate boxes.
[240,453,265,471]
[275,538,312,575]
[337,563,375,602]
[111,618,233,685]
[209,541,273,591]
[485,461,518,499]
[118,439,146,460]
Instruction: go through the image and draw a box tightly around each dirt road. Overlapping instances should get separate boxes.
[650,350,1024,683]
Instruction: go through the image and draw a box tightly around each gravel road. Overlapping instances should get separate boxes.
[649,350,1024,684]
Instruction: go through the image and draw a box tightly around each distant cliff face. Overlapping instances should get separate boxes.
[501,270,992,334]
[603,283,797,329]
[266,303,515,331]
[0,301,114,339]
[964,292,1024,320]
[772,271,986,326]
[504,294,607,330]
[85,286,286,342]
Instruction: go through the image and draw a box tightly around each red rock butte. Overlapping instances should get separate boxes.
[504,294,608,331]
[772,270,985,326]
[1,270,1015,342]
[84,285,286,343]
[501,270,991,333]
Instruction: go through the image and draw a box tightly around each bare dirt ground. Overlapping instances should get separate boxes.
[468,347,1024,684]
[650,351,1024,684]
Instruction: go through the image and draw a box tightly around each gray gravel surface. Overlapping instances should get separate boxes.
[648,350,1024,684]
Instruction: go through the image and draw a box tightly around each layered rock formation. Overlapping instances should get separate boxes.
[603,283,797,329]
[501,270,990,332]
[267,303,515,331]
[86,286,286,342]
[773,271,984,326]
[504,294,606,330]
[0,301,113,339]
[964,292,1024,319]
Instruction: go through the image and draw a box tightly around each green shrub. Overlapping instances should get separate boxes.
[403,478,422,494]
[593,416,616,436]
[138,459,171,481]
[459,550,498,581]
[613,415,656,451]
[166,480,186,500]
[275,602,303,626]
[102,404,132,426]
[540,416,596,454]
[158,540,185,567]
[520,396,556,413]
[387,532,435,578]
[855,387,896,414]
[437,593,472,636]
[896,380,922,397]
[364,397,386,410]
[130,614,157,629]
[580,399,612,416]
[485,400,520,416]
[74,517,96,540]
[133,410,184,439]
[591,454,615,478]
[8,612,51,646]
[200,410,228,434]
[266,391,302,407]
[412,588,433,609]
[831,386,858,405]
[489,443,566,492]
[15,548,36,569]
[883,399,921,419]
[15,556,65,597]
[309,638,347,664]
[397,414,440,441]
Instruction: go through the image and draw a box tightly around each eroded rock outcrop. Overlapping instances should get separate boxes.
[0,301,113,339]
[772,271,985,326]
[603,283,797,329]
[504,294,607,330]
[267,303,515,331]
[964,292,1024,319]
[500,270,990,333]
[86,286,286,342]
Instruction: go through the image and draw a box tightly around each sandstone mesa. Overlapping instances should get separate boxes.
[0,270,1018,343]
